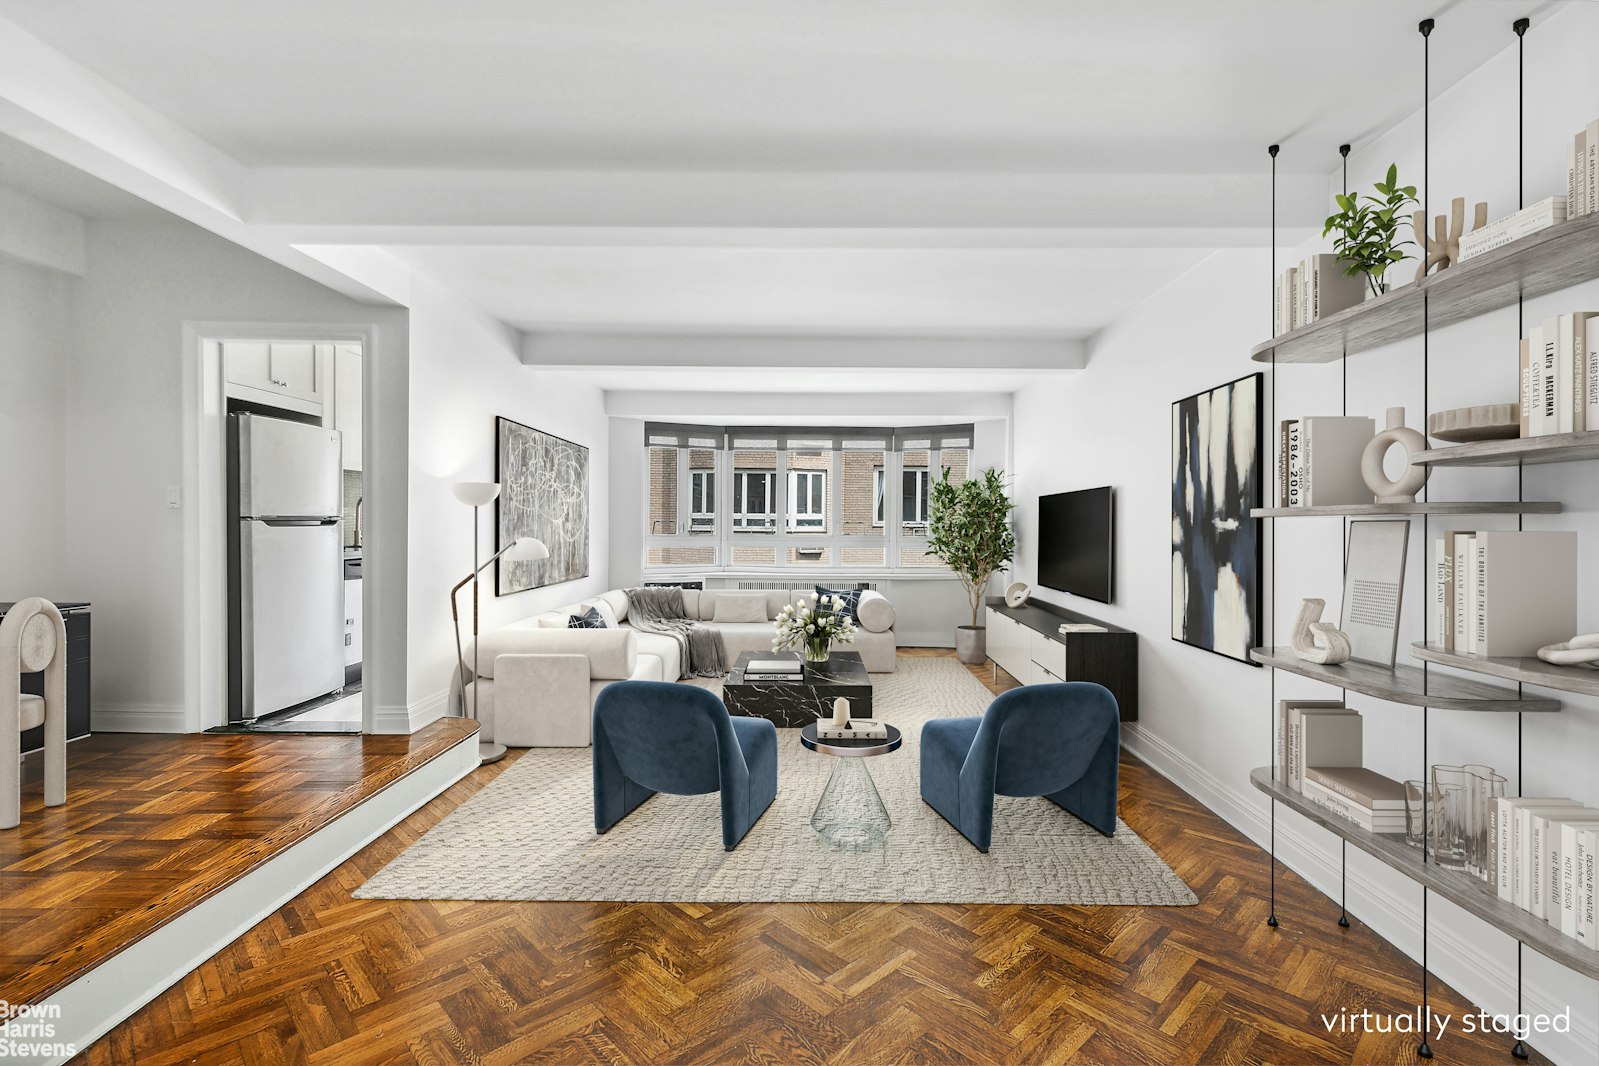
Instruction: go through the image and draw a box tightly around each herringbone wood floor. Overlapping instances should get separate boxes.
[82,651,1547,1065]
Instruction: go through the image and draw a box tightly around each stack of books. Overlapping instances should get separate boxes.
[743,659,803,683]
[1492,798,1599,950]
[1433,531,1577,656]
[1276,700,1407,834]
[815,719,887,741]
[1519,312,1599,436]
[1276,415,1375,507]
[1302,767,1408,834]
[1273,254,1368,335]
[1569,117,1599,220]
[1457,196,1567,262]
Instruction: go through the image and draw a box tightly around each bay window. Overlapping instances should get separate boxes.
[643,422,974,574]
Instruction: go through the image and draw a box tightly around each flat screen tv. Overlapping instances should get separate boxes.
[1037,487,1114,603]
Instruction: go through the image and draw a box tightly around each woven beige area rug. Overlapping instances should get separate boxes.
[355,656,1196,906]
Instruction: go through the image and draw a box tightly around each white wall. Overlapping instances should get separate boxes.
[1013,8,1598,1063]
[404,271,611,726]
[65,218,410,730]
[0,254,76,592]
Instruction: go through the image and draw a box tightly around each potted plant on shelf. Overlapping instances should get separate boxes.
[773,593,858,664]
[1323,162,1418,299]
[926,467,1016,665]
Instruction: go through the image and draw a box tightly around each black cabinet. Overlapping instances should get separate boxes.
[2,603,91,754]
[985,597,1138,721]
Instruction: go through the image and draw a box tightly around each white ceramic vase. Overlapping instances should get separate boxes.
[1361,406,1430,504]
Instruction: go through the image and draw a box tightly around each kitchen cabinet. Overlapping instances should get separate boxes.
[333,346,362,471]
[222,341,330,417]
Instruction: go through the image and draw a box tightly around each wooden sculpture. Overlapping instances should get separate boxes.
[1413,197,1488,280]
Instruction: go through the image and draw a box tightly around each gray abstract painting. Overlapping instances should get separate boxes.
[496,417,589,593]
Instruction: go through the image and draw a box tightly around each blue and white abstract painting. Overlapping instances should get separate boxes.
[1171,373,1262,664]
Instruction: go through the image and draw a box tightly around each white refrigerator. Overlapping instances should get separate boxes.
[229,412,345,722]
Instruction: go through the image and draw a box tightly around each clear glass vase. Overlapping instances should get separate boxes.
[803,638,831,663]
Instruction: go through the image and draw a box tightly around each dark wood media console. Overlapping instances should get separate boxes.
[984,596,1137,721]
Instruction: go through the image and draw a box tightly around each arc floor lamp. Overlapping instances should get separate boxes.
[450,481,548,764]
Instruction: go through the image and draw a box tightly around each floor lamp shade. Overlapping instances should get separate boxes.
[452,481,501,507]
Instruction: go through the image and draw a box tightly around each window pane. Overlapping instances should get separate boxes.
[786,545,830,564]
[786,450,829,532]
[840,546,886,566]
[941,447,970,484]
[732,452,775,531]
[732,544,776,565]
[648,446,679,535]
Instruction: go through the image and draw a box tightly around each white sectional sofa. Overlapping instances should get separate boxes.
[461,586,897,747]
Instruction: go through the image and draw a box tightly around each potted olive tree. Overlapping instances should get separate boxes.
[926,467,1016,665]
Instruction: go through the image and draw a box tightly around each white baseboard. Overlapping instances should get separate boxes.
[27,726,479,1066]
[90,704,188,733]
[1122,723,1596,1066]
[372,691,451,735]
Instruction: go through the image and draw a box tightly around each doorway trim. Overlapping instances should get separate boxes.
[182,321,380,733]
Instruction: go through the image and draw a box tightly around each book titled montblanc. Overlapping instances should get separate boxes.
[1299,415,1374,506]
[1471,530,1578,657]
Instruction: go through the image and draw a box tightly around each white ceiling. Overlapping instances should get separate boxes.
[0,0,1561,393]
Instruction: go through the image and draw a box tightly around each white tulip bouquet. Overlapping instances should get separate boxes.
[773,593,858,663]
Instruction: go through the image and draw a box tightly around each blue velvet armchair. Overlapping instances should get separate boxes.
[920,682,1119,852]
[593,680,778,851]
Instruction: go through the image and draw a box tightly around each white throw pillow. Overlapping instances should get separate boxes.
[711,592,768,624]
[855,590,896,633]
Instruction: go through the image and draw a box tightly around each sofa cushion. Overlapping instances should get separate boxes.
[856,589,896,633]
[568,606,608,629]
[469,626,638,679]
[628,628,684,682]
[712,592,767,624]
[597,588,630,624]
[586,598,619,628]
[714,622,781,662]
[815,585,863,622]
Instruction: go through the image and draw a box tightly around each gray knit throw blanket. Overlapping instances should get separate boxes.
[624,586,725,678]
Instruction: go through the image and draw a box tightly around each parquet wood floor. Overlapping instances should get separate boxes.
[78,652,1549,1064]
[0,718,477,1009]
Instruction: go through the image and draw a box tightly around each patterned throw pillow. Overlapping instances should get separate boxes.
[814,585,863,622]
[568,606,608,629]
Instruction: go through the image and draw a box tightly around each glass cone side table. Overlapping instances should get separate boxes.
[799,722,902,848]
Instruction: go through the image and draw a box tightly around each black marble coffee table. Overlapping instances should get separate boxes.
[723,651,873,728]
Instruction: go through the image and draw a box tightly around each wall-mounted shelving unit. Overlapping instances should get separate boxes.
[1250,647,1560,712]
[1411,643,1599,698]
[1250,501,1558,518]
[1251,211,1599,364]
[1413,431,1599,468]
[1253,16,1596,1062]
[1250,769,1599,981]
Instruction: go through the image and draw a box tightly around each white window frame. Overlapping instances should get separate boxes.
[873,467,930,528]
[787,469,828,530]
[689,469,716,533]
[732,470,777,531]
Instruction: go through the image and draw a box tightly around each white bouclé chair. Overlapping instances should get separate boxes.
[2,597,67,830]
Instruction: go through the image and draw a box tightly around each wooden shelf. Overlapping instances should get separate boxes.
[1251,212,1599,363]
[1250,501,1559,518]
[1411,643,1599,698]
[1412,431,1599,468]
[1251,769,1599,980]
[1249,647,1560,712]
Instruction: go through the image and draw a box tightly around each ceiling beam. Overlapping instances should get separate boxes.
[524,332,1086,372]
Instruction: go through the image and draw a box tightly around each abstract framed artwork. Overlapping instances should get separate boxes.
[495,417,590,594]
[1171,372,1263,665]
